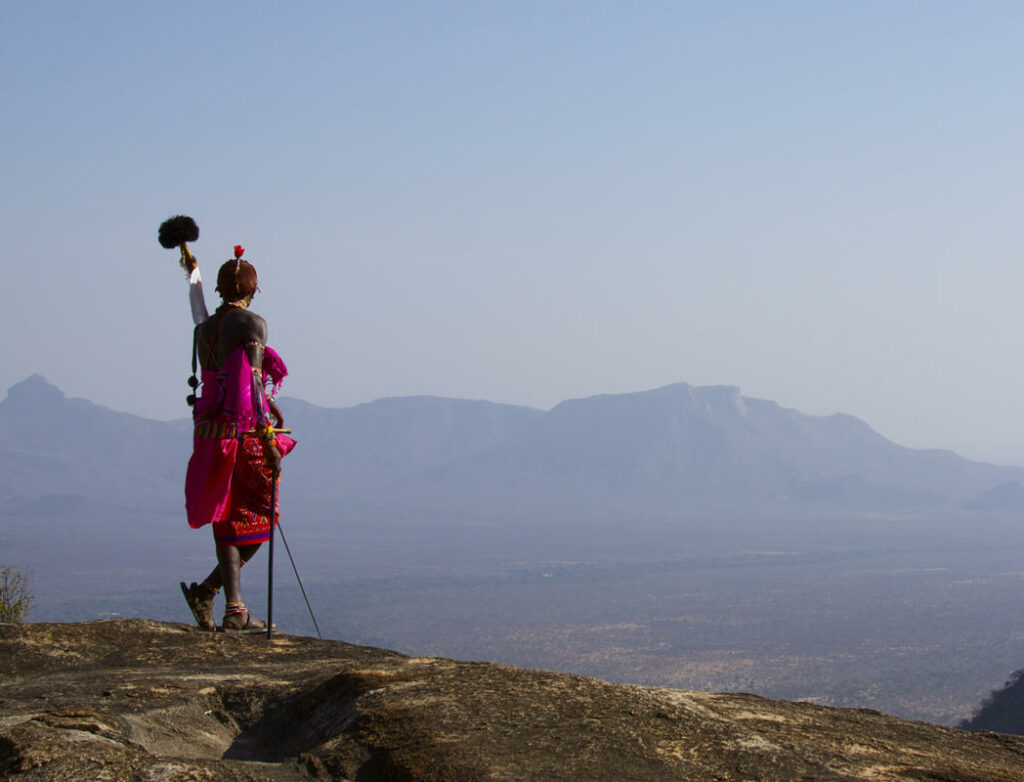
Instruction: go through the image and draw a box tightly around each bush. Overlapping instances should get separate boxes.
[0,565,33,622]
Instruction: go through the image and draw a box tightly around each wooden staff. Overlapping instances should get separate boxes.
[261,426,289,639]
[267,473,278,640]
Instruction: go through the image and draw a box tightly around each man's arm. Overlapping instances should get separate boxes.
[240,312,269,369]
[188,266,209,325]
[239,314,281,476]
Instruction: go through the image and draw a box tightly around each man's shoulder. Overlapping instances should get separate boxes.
[229,309,267,340]
[201,308,267,340]
[229,308,266,328]
[206,307,264,325]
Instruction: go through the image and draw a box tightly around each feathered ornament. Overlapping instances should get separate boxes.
[158,215,200,271]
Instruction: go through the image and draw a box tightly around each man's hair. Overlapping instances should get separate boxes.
[216,259,258,301]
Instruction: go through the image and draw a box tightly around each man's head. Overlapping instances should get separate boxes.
[216,257,259,303]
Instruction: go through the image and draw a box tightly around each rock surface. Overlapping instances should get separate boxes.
[961,669,1024,735]
[2,620,1024,781]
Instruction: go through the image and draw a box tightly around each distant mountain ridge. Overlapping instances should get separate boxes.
[2,374,1022,518]
[386,382,1024,512]
[0,375,190,513]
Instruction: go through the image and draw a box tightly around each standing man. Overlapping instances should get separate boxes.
[180,246,295,632]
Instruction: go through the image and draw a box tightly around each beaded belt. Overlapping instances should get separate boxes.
[194,420,240,439]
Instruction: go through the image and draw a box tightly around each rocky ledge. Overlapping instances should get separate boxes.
[1,620,1023,781]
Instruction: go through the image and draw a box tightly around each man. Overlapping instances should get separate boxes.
[179,246,294,632]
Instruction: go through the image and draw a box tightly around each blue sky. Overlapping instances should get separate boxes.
[4,2,1024,464]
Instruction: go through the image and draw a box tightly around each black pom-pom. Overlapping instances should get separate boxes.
[187,375,199,389]
[186,394,197,407]
[159,215,200,249]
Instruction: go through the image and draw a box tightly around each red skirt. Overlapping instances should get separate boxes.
[211,435,280,546]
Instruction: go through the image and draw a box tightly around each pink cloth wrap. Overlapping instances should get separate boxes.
[263,346,288,398]
[184,345,295,529]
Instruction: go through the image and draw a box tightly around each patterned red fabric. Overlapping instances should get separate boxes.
[211,434,279,546]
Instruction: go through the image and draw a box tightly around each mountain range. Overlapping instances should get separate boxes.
[2,374,1022,520]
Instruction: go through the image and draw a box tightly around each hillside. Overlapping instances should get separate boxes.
[3,375,1023,517]
[2,620,1024,781]
[961,669,1024,735]
[402,383,1024,512]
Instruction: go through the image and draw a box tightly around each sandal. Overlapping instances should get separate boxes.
[221,611,272,634]
[180,581,216,632]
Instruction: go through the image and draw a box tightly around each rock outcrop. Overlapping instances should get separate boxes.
[961,669,1024,735]
[2,620,1024,781]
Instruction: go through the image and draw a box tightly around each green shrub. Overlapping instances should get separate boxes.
[0,565,33,623]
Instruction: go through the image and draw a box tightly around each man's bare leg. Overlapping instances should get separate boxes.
[211,544,265,631]
[182,544,263,629]
[204,543,262,601]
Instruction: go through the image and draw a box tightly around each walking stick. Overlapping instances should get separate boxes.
[260,427,320,640]
[267,471,277,640]
[248,427,292,642]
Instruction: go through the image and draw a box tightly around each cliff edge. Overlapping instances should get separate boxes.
[1,620,1023,781]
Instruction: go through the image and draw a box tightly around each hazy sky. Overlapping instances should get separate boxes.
[4,2,1024,465]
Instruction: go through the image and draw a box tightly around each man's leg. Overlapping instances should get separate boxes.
[196,543,260,594]
[183,543,265,631]
[182,547,230,631]
[217,543,266,631]
[215,543,262,603]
